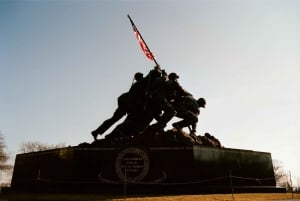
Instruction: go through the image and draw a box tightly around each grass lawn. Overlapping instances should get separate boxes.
[0,193,299,201]
[114,193,300,201]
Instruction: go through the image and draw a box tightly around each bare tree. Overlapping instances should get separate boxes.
[273,159,291,191]
[0,132,11,170]
[19,141,66,153]
[0,131,13,185]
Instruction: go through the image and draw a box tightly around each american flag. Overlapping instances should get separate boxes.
[133,25,155,60]
[128,14,155,61]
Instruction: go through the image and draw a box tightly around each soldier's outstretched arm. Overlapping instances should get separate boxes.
[176,82,192,97]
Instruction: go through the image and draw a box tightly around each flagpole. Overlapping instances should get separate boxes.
[127,14,160,69]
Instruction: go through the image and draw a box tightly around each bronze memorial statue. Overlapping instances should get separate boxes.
[90,66,222,148]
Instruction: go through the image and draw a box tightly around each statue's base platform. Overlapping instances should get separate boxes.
[11,145,285,194]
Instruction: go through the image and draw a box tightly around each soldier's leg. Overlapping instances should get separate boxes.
[172,119,188,130]
[173,111,198,130]
[91,107,126,139]
[105,114,133,141]
[187,112,198,130]
[156,99,176,129]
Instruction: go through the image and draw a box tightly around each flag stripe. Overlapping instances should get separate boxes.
[133,25,155,60]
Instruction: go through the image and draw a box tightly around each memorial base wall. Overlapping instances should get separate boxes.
[11,145,285,194]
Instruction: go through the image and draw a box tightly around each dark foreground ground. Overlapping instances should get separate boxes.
[0,193,299,201]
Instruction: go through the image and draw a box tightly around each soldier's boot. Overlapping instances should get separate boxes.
[91,130,98,141]
[190,132,198,141]
[91,123,110,140]
[172,122,182,131]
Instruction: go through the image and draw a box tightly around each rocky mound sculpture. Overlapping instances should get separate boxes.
[81,129,221,148]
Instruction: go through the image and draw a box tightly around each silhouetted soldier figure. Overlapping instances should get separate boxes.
[91,72,144,140]
[106,68,164,139]
[172,96,206,135]
[127,72,146,114]
[150,72,191,132]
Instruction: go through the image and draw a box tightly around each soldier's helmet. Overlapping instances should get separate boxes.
[134,72,143,81]
[168,72,179,80]
[197,98,206,108]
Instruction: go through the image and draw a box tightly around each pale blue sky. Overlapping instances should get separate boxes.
[1,0,299,184]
